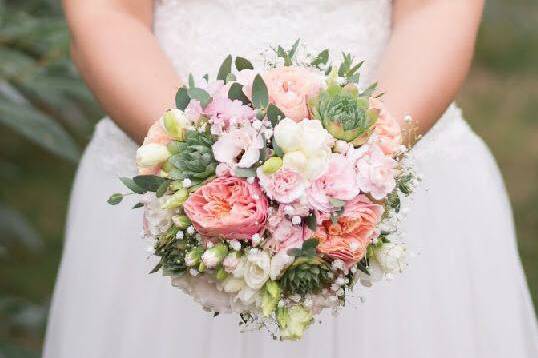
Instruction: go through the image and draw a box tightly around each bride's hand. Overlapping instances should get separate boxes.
[377,0,484,140]
[63,0,181,143]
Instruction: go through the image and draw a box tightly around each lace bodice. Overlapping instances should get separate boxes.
[154,0,392,85]
[89,0,468,176]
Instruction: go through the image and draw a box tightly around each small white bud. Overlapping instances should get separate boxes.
[291,215,301,225]
[182,178,192,188]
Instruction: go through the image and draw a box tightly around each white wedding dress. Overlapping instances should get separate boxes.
[43,0,538,357]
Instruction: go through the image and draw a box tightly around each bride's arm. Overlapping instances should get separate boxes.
[377,0,484,137]
[63,0,180,143]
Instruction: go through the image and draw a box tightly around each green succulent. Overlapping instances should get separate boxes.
[279,256,332,296]
[309,83,377,144]
[166,130,217,181]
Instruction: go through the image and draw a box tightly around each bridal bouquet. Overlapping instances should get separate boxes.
[108,43,418,340]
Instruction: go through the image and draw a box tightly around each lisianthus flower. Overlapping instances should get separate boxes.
[348,143,396,200]
[212,122,265,169]
[307,153,360,212]
[183,177,268,240]
[316,195,384,271]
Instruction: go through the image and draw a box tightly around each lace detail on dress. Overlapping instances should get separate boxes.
[154,0,392,86]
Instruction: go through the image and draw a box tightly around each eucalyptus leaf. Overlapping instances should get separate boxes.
[133,175,168,192]
[217,54,233,81]
[228,83,250,105]
[175,87,190,110]
[251,74,268,109]
[235,56,254,71]
[267,104,285,127]
[120,177,146,194]
[187,87,212,108]
[107,193,123,205]
[132,202,144,209]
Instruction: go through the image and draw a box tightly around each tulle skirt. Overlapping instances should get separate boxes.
[43,105,538,357]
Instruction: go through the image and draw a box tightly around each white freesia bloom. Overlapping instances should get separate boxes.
[212,122,264,168]
[136,143,170,168]
[273,118,334,179]
[269,250,295,280]
[243,250,270,289]
[375,243,408,274]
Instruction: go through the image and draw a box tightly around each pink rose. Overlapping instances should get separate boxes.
[256,167,307,204]
[316,195,384,271]
[349,143,396,200]
[370,97,402,155]
[306,153,360,212]
[183,177,268,240]
[263,66,323,122]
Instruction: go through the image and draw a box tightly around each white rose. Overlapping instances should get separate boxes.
[299,119,334,156]
[136,144,170,168]
[222,277,245,293]
[375,243,408,274]
[273,118,302,152]
[243,250,270,289]
[269,250,295,280]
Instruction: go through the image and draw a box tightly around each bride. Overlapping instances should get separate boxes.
[44,0,538,357]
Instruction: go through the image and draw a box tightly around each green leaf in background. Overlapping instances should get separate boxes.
[228,82,250,105]
[175,87,190,110]
[187,87,212,109]
[251,74,268,109]
[0,98,80,162]
[310,49,329,68]
[0,204,42,252]
[359,82,378,98]
[217,54,233,82]
[235,56,254,71]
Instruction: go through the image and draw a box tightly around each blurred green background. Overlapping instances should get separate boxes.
[0,0,536,356]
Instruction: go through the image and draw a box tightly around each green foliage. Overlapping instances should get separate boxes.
[279,256,332,297]
[167,131,217,180]
[275,39,300,66]
[309,83,376,143]
[251,74,268,109]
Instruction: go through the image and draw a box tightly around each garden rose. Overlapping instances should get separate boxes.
[264,66,324,122]
[256,167,307,204]
[370,97,402,155]
[183,177,268,240]
[307,153,360,212]
[316,195,384,271]
[349,143,397,200]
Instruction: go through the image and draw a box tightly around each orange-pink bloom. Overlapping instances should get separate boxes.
[315,194,384,270]
[138,121,172,175]
[183,177,269,240]
[264,66,323,122]
[370,97,402,156]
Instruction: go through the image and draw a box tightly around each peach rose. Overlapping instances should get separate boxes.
[183,177,268,240]
[370,97,402,156]
[315,194,384,271]
[263,66,323,122]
